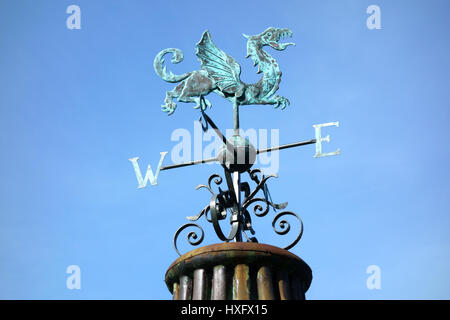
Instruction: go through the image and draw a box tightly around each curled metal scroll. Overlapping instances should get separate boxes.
[272,211,303,250]
[173,223,205,256]
[244,197,271,217]
[174,168,305,255]
[210,193,233,241]
[186,174,224,222]
[197,173,223,195]
[185,172,239,242]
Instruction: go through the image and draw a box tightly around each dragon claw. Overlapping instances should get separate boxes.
[273,96,290,110]
[281,98,290,110]
[195,98,212,111]
[161,102,176,115]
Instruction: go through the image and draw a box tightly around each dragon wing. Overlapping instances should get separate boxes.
[196,31,243,95]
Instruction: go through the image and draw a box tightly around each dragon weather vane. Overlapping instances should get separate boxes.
[129,27,340,256]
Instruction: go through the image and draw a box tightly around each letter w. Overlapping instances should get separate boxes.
[129,152,168,188]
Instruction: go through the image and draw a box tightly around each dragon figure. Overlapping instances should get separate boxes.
[154,27,295,115]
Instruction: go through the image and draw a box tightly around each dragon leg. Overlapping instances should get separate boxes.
[193,97,212,111]
[161,86,183,115]
[178,70,214,111]
[261,95,290,110]
[179,95,212,111]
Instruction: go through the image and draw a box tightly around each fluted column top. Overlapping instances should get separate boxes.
[165,242,312,295]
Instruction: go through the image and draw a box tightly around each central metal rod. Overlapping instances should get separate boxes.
[232,102,242,242]
[232,171,242,242]
[233,103,240,135]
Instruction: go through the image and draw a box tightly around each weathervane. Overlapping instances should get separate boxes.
[130,27,340,256]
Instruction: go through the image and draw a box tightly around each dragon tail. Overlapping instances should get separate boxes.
[153,48,191,83]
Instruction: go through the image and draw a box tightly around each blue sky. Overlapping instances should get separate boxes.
[1,0,449,299]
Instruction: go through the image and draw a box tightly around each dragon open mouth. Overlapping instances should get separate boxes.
[269,29,295,51]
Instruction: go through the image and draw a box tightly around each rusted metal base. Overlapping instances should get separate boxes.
[165,242,312,300]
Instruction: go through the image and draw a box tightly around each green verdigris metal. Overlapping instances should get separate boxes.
[154,27,295,115]
[150,27,338,256]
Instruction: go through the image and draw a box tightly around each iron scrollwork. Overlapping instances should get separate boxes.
[173,223,205,256]
[173,168,304,256]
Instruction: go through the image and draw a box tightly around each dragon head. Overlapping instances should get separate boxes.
[244,27,295,53]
